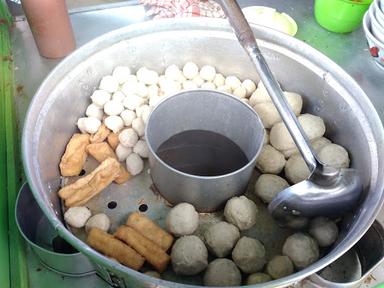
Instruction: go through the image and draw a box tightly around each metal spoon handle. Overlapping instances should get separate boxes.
[220,0,318,172]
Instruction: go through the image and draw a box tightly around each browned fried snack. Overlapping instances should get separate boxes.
[90,124,111,143]
[59,133,90,177]
[87,228,145,270]
[107,132,119,150]
[115,226,170,272]
[58,157,120,207]
[86,142,116,162]
[86,142,130,184]
[126,212,174,251]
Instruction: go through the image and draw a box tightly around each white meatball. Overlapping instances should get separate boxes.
[64,206,91,228]
[232,236,266,273]
[213,73,225,87]
[90,90,111,108]
[284,154,310,184]
[166,203,199,236]
[282,137,331,158]
[132,117,145,137]
[263,129,270,145]
[126,153,144,176]
[123,95,145,111]
[120,109,136,127]
[282,233,319,269]
[309,217,339,247]
[136,67,159,85]
[266,255,294,279]
[204,221,240,257]
[246,273,272,285]
[254,174,289,203]
[142,108,151,124]
[241,98,250,104]
[99,75,119,93]
[171,235,208,276]
[121,81,139,96]
[242,79,257,97]
[225,75,241,90]
[199,65,216,81]
[232,86,247,98]
[144,271,161,279]
[119,128,139,148]
[165,64,182,81]
[224,196,258,230]
[85,213,111,233]
[136,104,150,118]
[317,144,350,169]
[112,66,131,84]
[192,75,204,87]
[270,114,326,151]
[133,140,149,158]
[253,93,303,128]
[256,145,286,174]
[104,100,124,116]
[149,95,162,108]
[182,80,198,90]
[104,115,124,133]
[183,62,199,80]
[249,87,271,106]
[123,74,138,85]
[147,84,159,98]
[217,85,232,93]
[203,259,241,287]
[111,91,126,103]
[201,82,216,90]
[159,78,181,96]
[115,144,133,162]
[135,82,148,98]
[85,103,103,120]
[77,117,101,134]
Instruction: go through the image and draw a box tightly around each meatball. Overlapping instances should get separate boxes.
[284,154,310,184]
[85,213,111,233]
[246,273,272,285]
[166,203,199,236]
[317,144,350,169]
[309,217,339,247]
[256,145,286,174]
[232,236,266,273]
[224,196,258,230]
[64,206,91,228]
[171,235,208,275]
[254,174,289,203]
[203,259,241,287]
[282,233,319,269]
[266,255,294,279]
[204,221,240,257]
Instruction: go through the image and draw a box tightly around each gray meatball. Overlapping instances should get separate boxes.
[282,233,319,269]
[171,235,208,275]
[254,174,289,203]
[246,273,272,285]
[309,217,339,247]
[204,221,240,257]
[224,196,258,231]
[266,255,294,279]
[232,236,266,273]
[256,145,286,174]
[203,259,241,287]
[317,143,350,169]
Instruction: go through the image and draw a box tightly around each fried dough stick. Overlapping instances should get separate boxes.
[59,133,90,176]
[90,124,111,143]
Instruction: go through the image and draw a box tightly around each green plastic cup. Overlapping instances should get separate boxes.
[314,0,373,33]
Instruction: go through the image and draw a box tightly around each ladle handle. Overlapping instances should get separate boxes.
[220,0,318,172]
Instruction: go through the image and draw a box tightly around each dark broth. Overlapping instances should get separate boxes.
[156,130,248,176]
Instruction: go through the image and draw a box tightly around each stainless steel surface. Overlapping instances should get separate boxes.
[308,221,384,287]
[220,0,363,220]
[15,183,96,277]
[146,90,265,212]
[21,17,384,288]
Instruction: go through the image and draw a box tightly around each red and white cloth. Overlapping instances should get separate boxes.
[139,0,225,19]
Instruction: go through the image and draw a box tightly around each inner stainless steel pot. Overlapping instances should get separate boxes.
[22,18,384,287]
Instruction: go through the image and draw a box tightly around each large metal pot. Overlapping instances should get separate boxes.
[22,18,384,287]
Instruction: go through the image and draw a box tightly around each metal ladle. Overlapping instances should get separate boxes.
[219,0,363,221]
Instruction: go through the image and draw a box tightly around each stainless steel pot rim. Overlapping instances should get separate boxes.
[21,18,384,288]
[145,89,265,180]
